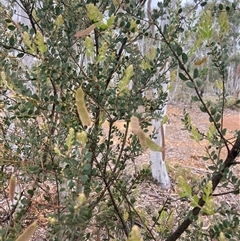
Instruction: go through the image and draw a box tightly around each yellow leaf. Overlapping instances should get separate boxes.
[146,137,164,152]
[22,31,36,54]
[65,127,75,150]
[16,221,37,241]
[35,30,47,54]
[123,210,129,222]
[77,193,86,205]
[54,145,65,157]
[55,14,64,27]
[127,225,143,241]
[218,232,226,241]
[194,57,207,66]
[118,65,134,95]
[84,36,94,57]
[76,131,88,147]
[86,4,103,23]
[75,87,91,126]
[74,24,95,38]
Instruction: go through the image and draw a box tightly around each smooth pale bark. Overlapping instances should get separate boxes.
[145,0,172,189]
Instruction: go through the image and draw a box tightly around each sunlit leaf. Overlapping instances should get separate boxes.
[207,122,216,142]
[218,232,226,241]
[118,65,134,95]
[55,14,64,27]
[76,131,88,147]
[54,145,65,157]
[177,176,192,198]
[190,125,201,142]
[198,11,212,39]
[190,194,200,207]
[86,3,103,25]
[65,127,75,150]
[77,193,86,206]
[35,30,47,54]
[218,12,229,37]
[84,36,94,57]
[22,31,36,54]
[127,225,143,241]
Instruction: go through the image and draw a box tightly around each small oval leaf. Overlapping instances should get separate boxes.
[179,73,188,81]
[193,68,199,79]
[182,53,188,64]
[186,81,195,88]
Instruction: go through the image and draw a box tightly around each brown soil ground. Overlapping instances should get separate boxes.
[165,102,240,169]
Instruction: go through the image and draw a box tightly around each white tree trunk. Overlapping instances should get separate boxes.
[146,0,172,189]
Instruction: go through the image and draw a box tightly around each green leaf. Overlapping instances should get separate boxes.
[193,68,199,79]
[186,81,195,88]
[76,131,88,147]
[182,53,188,64]
[190,125,201,142]
[190,195,200,207]
[179,73,188,81]
[196,79,202,87]
[65,127,75,150]
[200,2,207,7]
[8,25,15,31]
[218,3,223,10]
[86,3,103,25]
[176,45,182,56]
[200,106,207,112]
[127,226,142,241]
[177,176,192,198]
[207,123,216,142]
[17,53,24,58]
[191,96,199,102]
